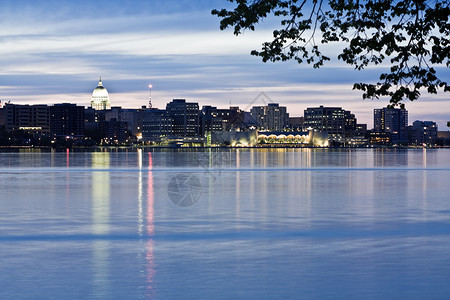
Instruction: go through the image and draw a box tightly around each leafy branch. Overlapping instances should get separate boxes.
[212,0,450,107]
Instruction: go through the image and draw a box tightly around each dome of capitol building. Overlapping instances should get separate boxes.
[91,77,111,110]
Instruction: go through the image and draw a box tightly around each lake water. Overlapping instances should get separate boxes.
[1,148,450,299]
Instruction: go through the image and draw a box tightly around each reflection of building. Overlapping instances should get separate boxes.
[250,103,289,131]
[50,103,85,136]
[91,78,111,110]
[304,106,356,137]
[374,107,408,144]
[91,152,111,296]
[166,99,200,137]
[409,120,438,145]
[3,103,50,132]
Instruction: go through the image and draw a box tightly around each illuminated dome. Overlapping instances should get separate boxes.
[90,77,111,110]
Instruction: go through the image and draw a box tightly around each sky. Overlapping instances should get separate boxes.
[0,0,449,129]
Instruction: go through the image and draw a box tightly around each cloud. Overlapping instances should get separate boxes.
[0,0,448,131]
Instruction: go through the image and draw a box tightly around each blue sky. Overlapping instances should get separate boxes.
[0,0,449,129]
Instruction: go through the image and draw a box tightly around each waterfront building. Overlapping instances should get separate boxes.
[303,106,356,137]
[250,103,289,131]
[408,120,438,145]
[166,99,200,137]
[102,118,129,143]
[257,131,310,145]
[90,78,111,110]
[0,106,5,126]
[84,107,105,129]
[105,107,142,136]
[369,131,391,145]
[200,114,223,136]
[288,117,304,130]
[3,103,50,132]
[243,111,257,128]
[202,106,246,131]
[355,124,368,137]
[374,107,408,144]
[200,106,224,135]
[142,108,173,141]
[211,129,258,147]
[50,103,85,136]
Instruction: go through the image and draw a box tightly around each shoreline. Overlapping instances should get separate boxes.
[1,145,450,152]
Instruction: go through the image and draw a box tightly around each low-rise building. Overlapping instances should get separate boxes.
[304,106,356,137]
[408,120,438,145]
[4,103,50,133]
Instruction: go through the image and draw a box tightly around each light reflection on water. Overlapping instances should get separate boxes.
[91,152,111,299]
[0,148,450,299]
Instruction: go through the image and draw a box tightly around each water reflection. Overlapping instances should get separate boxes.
[138,149,156,297]
[146,152,156,297]
[138,149,144,236]
[2,149,450,299]
[91,151,111,298]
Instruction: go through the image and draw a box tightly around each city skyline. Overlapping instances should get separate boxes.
[0,0,448,129]
[1,78,443,134]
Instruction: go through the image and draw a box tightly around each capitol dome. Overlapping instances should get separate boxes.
[90,77,111,110]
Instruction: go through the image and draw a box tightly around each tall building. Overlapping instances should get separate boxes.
[166,99,200,137]
[304,106,356,137]
[50,103,85,136]
[90,78,111,110]
[0,109,5,127]
[200,106,223,136]
[142,108,173,141]
[374,107,408,144]
[3,103,50,132]
[250,103,289,131]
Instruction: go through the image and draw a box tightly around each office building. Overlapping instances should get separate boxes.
[142,109,173,141]
[409,120,438,145]
[250,103,289,131]
[50,103,85,136]
[304,106,356,137]
[3,103,50,132]
[102,119,129,143]
[105,107,142,136]
[166,99,200,137]
[374,107,408,144]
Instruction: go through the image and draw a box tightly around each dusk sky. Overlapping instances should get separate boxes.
[1,0,449,129]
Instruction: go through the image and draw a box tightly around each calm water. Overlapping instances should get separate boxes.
[1,148,450,299]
